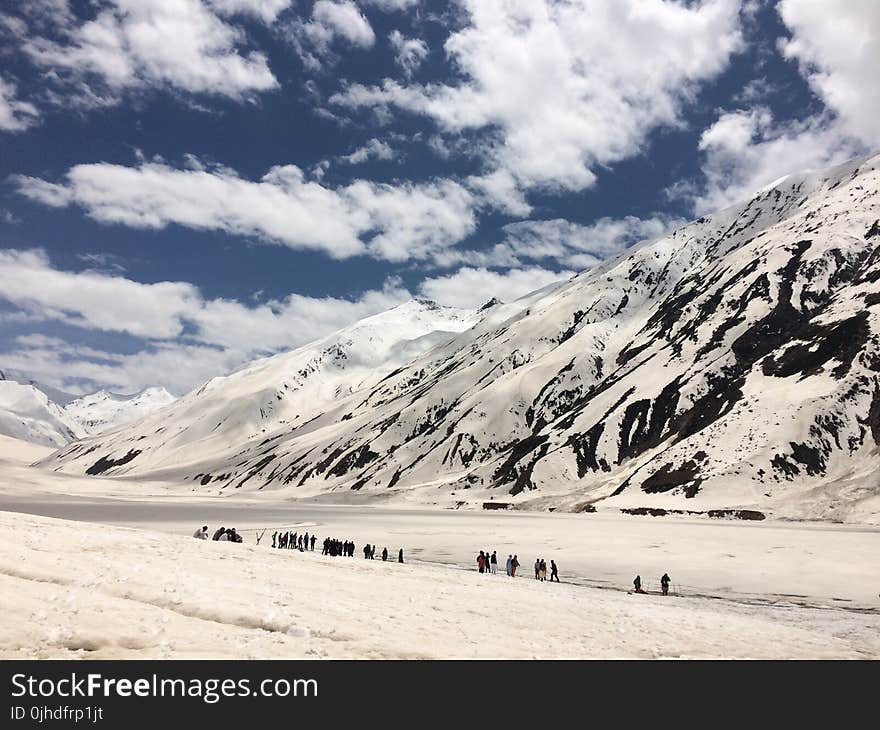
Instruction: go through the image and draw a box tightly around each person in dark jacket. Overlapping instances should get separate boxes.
[398,548,404,563]
[382,547,388,561]
[310,535,317,551]
[633,575,644,593]
[477,550,486,573]
[490,551,498,574]
[550,559,559,582]
[661,573,671,596]
[511,555,519,577]
[212,527,226,541]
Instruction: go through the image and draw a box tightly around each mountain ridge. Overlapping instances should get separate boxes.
[42,152,880,522]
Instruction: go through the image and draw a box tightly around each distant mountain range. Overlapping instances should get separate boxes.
[0,372,174,447]
[35,153,880,521]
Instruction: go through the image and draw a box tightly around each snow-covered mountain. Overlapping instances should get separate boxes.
[45,299,481,476]
[0,374,177,446]
[0,380,86,447]
[64,387,176,436]
[44,153,880,521]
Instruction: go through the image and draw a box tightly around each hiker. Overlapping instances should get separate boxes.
[506,555,513,576]
[310,535,316,551]
[490,550,497,574]
[535,558,541,580]
[661,573,671,596]
[382,547,388,561]
[212,526,226,541]
[193,525,208,540]
[477,551,486,573]
[550,560,559,582]
[633,575,644,593]
[511,555,519,577]
[398,548,404,563]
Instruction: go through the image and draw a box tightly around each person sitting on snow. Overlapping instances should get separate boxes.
[193,525,208,540]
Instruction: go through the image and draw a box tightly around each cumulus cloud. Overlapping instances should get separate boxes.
[16,0,279,104]
[0,76,39,132]
[338,137,397,164]
[0,248,412,393]
[687,107,861,214]
[389,30,428,77]
[362,0,421,10]
[434,216,681,270]
[332,0,743,196]
[778,0,880,147]
[418,266,573,309]
[287,0,375,69]
[15,158,476,263]
[207,0,292,23]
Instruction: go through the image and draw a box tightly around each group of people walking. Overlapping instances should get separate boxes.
[195,523,672,596]
[477,551,559,582]
[273,530,315,551]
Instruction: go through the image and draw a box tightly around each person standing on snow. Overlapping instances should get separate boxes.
[398,548,404,563]
[506,555,513,576]
[310,535,316,551]
[535,558,541,580]
[633,575,643,593]
[193,526,208,540]
[550,560,559,582]
[661,573,671,596]
[511,555,519,577]
[490,551,498,574]
[477,550,486,573]
[382,547,388,561]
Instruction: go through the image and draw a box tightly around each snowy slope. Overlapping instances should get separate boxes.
[64,387,176,436]
[47,299,480,477]
[0,380,86,447]
[45,153,880,521]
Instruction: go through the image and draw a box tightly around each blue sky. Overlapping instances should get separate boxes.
[0,0,877,394]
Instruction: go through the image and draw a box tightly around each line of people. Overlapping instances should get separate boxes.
[196,524,672,595]
[477,551,559,582]
[361,544,404,562]
[272,530,316,551]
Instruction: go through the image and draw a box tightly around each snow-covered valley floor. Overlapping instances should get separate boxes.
[1,437,878,658]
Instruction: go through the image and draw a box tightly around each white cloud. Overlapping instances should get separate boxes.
[207,0,292,24]
[0,248,412,393]
[362,0,421,11]
[15,158,477,263]
[287,0,375,69]
[0,76,39,132]
[19,0,279,102]
[434,215,681,270]
[338,137,396,164]
[418,266,572,309]
[778,0,880,147]
[332,0,743,195]
[389,30,428,77]
[689,107,861,214]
